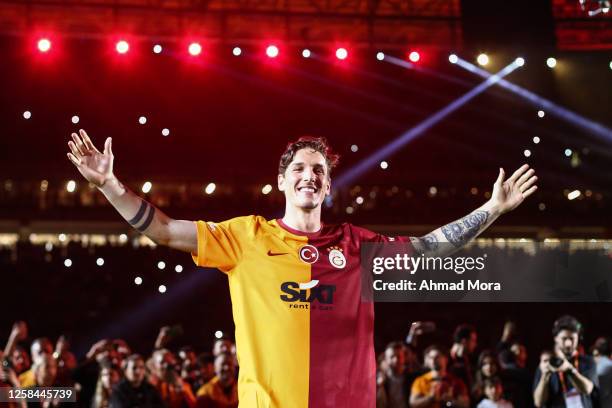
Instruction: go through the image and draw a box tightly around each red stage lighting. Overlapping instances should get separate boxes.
[335,48,348,60]
[116,40,129,54]
[37,38,51,53]
[188,42,202,56]
[408,51,420,62]
[266,45,279,58]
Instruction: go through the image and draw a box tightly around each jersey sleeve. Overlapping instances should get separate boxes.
[410,375,428,397]
[191,215,256,273]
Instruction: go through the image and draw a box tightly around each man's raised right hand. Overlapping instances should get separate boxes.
[67,129,114,187]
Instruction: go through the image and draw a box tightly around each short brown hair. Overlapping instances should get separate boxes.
[424,344,449,358]
[122,353,144,370]
[278,136,340,177]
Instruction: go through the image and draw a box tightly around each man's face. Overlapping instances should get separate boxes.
[424,350,447,372]
[11,349,30,373]
[35,356,57,386]
[202,362,215,381]
[278,149,331,211]
[555,329,579,356]
[125,359,146,386]
[160,352,178,378]
[31,339,53,364]
[215,355,236,387]
[101,367,120,390]
[384,347,405,374]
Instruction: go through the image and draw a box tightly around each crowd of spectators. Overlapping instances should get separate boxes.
[1,323,237,408]
[375,317,611,408]
[1,316,611,408]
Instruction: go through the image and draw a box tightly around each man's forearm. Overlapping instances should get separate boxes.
[3,333,17,356]
[409,394,435,408]
[567,369,594,395]
[98,177,174,246]
[412,200,501,257]
[533,374,550,407]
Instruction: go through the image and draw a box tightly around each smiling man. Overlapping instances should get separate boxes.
[67,130,537,408]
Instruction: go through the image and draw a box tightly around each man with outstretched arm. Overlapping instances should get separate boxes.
[67,129,537,408]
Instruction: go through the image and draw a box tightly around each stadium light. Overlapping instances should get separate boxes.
[266,45,279,58]
[37,38,51,53]
[116,40,129,54]
[477,53,489,66]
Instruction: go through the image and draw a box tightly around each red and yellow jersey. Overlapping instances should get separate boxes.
[410,371,468,408]
[191,215,411,408]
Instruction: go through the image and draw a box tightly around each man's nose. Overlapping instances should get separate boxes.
[302,168,315,181]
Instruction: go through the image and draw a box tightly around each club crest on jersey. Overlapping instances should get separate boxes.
[299,244,319,264]
[327,246,346,269]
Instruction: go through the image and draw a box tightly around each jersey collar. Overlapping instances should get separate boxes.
[276,218,323,239]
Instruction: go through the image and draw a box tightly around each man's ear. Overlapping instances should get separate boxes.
[325,178,332,196]
[277,173,285,192]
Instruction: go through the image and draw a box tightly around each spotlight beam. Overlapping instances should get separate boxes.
[278,54,607,164]
[335,61,522,188]
[346,54,605,152]
[454,57,612,144]
[224,55,510,170]
[361,54,474,88]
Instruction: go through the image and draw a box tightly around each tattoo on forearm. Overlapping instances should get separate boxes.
[128,201,147,225]
[138,205,156,232]
[128,200,156,232]
[441,210,489,247]
[410,234,439,254]
[420,234,439,251]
